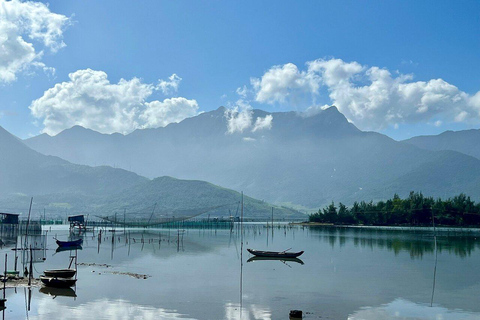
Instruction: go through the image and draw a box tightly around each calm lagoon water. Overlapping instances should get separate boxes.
[1,225,480,320]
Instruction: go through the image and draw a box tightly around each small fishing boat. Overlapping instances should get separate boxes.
[43,269,76,278]
[40,276,77,288]
[247,248,304,258]
[55,239,83,247]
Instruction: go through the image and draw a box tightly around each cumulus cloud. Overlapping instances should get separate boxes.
[0,0,70,83]
[30,69,199,135]
[250,58,480,130]
[224,100,273,134]
[157,74,182,95]
[140,97,198,128]
[252,114,273,132]
[224,101,253,134]
[251,63,320,105]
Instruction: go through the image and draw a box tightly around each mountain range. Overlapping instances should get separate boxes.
[403,129,480,160]
[23,106,480,208]
[0,125,301,219]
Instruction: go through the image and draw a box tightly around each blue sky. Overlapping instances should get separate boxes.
[0,0,479,140]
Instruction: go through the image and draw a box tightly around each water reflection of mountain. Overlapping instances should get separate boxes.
[308,227,480,258]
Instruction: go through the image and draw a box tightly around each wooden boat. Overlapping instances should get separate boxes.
[43,269,76,278]
[247,248,304,258]
[40,276,77,288]
[55,239,83,247]
[247,256,304,265]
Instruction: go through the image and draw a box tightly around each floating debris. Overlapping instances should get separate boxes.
[78,263,112,268]
[107,271,150,279]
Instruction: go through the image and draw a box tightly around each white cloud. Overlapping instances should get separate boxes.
[0,0,70,83]
[251,63,320,105]
[157,74,182,95]
[250,58,480,130]
[30,69,199,135]
[224,101,253,134]
[308,58,363,87]
[236,85,248,98]
[252,114,273,132]
[140,97,198,128]
[224,100,273,134]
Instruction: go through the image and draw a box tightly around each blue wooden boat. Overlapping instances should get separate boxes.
[55,239,83,247]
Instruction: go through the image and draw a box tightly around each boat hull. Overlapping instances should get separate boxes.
[247,248,304,258]
[56,239,83,247]
[40,276,77,288]
[44,269,76,278]
[55,245,82,253]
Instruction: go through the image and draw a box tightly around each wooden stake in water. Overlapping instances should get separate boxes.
[3,254,7,299]
[28,247,33,286]
[240,191,244,317]
[24,197,33,249]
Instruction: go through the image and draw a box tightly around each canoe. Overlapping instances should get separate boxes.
[43,269,76,278]
[247,248,304,258]
[56,239,83,247]
[40,276,77,288]
[247,256,304,265]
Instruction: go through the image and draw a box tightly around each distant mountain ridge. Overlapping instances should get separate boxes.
[24,106,480,208]
[0,125,146,196]
[403,129,480,160]
[0,126,301,219]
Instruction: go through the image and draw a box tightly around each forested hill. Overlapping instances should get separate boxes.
[309,192,480,226]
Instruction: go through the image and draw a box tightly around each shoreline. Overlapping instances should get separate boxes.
[289,222,480,233]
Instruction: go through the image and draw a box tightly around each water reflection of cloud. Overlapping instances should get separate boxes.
[32,298,196,320]
[224,302,271,320]
[348,298,480,320]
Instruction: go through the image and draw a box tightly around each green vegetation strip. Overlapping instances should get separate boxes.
[309,192,480,227]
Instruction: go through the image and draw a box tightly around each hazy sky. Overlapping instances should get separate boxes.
[0,0,479,140]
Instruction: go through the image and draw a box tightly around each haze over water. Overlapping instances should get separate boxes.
[2,225,479,320]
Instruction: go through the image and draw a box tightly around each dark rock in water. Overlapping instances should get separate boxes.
[289,309,302,319]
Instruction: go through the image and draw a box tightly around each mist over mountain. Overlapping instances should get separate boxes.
[0,126,299,219]
[0,126,146,197]
[403,129,480,160]
[25,107,480,208]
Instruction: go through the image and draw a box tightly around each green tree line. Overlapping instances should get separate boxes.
[309,192,480,226]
